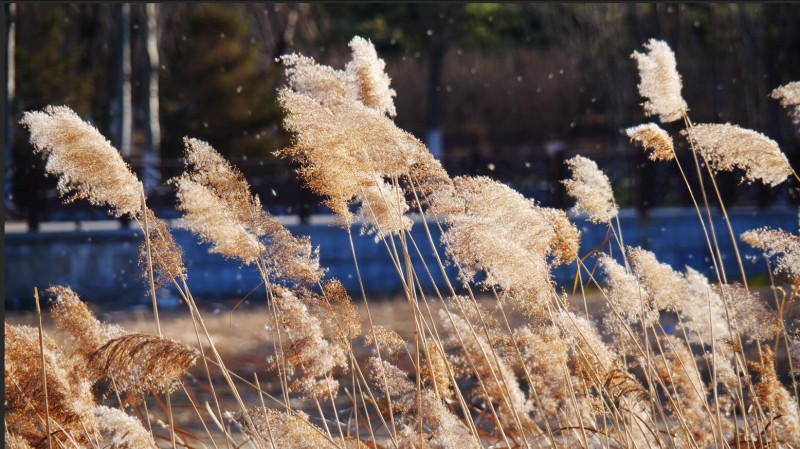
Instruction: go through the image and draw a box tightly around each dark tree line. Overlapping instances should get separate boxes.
[5,4,800,228]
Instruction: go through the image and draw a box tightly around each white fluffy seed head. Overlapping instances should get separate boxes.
[631,39,688,123]
[771,81,800,124]
[683,123,791,187]
[626,123,675,161]
[20,105,141,217]
[346,36,397,117]
[563,156,618,224]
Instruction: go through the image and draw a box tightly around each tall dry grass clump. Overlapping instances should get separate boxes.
[12,34,800,449]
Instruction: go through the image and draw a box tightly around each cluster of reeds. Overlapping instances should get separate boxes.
[8,36,800,449]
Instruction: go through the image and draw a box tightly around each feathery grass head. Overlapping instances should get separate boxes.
[315,278,362,345]
[771,80,800,124]
[175,138,323,284]
[355,175,412,240]
[626,123,675,161]
[139,209,187,288]
[631,39,688,123]
[599,253,657,325]
[47,286,126,360]
[271,287,348,399]
[725,284,779,343]
[20,105,141,217]
[5,324,98,446]
[628,247,690,312]
[750,348,800,447]
[435,176,570,311]
[563,155,618,224]
[741,227,800,279]
[364,325,407,361]
[94,406,158,449]
[279,53,356,106]
[89,333,200,398]
[174,177,264,264]
[683,123,791,186]
[346,36,397,117]
[233,408,340,449]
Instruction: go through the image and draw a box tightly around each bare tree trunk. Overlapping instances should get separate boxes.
[422,4,447,162]
[112,3,132,158]
[5,3,16,215]
[143,3,161,195]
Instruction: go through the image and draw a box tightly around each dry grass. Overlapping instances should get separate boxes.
[8,36,800,449]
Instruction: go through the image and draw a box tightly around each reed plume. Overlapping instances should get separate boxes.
[346,36,397,117]
[628,247,690,312]
[279,53,357,106]
[5,324,98,447]
[655,335,715,446]
[175,138,323,285]
[626,123,675,161]
[563,155,618,224]
[270,286,348,399]
[233,408,342,449]
[20,105,141,217]
[750,348,800,447]
[94,405,159,449]
[771,80,800,124]
[364,325,407,361]
[139,209,187,288]
[355,175,413,240]
[742,227,800,279]
[89,333,200,397]
[368,356,480,449]
[5,431,34,449]
[47,286,126,360]
[599,253,658,325]
[683,123,792,186]
[631,39,688,123]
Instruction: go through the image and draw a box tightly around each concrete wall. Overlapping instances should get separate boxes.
[5,207,795,308]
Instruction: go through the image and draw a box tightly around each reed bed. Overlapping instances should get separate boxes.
[7,36,800,449]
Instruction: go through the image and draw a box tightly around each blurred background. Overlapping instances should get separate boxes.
[5,3,800,306]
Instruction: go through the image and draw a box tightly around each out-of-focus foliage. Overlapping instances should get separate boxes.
[160,5,281,160]
[8,3,800,220]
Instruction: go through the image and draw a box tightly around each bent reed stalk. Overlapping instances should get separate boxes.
[9,35,800,449]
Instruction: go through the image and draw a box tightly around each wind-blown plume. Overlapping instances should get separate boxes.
[174,138,323,285]
[270,287,348,399]
[563,155,618,224]
[628,247,690,312]
[368,356,481,449]
[433,176,579,314]
[47,286,126,360]
[771,81,800,124]
[5,324,98,446]
[631,39,688,123]
[742,227,800,279]
[751,349,800,448]
[355,175,413,240]
[139,209,187,288]
[233,408,341,449]
[626,123,675,161]
[279,53,356,106]
[89,333,200,397]
[346,36,397,117]
[94,406,158,449]
[599,254,657,326]
[683,123,791,186]
[20,105,141,217]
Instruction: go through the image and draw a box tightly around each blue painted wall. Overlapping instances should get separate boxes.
[5,207,796,308]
